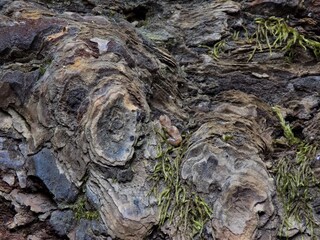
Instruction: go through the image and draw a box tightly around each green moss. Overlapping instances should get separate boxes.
[39,65,47,76]
[210,40,226,60]
[203,16,320,62]
[272,107,300,145]
[200,40,225,60]
[72,196,99,221]
[148,130,212,238]
[272,106,320,239]
[222,134,233,142]
[249,17,320,61]
[38,59,52,78]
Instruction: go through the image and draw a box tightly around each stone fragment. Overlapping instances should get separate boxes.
[286,95,320,120]
[7,109,31,140]
[86,160,157,239]
[244,0,301,15]
[10,189,56,213]
[50,210,75,237]
[2,173,15,186]
[7,208,36,229]
[0,228,24,240]
[31,148,78,203]
[27,235,41,240]
[304,111,320,144]
[172,1,240,46]
[181,91,276,239]
[16,170,27,188]
[0,137,25,170]
[74,219,108,240]
[292,76,320,93]
[52,127,72,150]
[0,179,13,193]
[57,142,87,187]
[26,229,54,240]
[117,168,134,183]
[90,37,110,55]
[0,110,12,132]
[251,72,269,78]
[0,7,67,60]
[38,211,51,221]
[159,115,182,146]
[0,70,39,107]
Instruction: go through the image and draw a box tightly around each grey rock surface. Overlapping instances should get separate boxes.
[31,148,78,203]
[50,210,75,237]
[74,219,108,240]
[1,0,320,239]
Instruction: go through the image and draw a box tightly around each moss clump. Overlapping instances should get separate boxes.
[249,16,320,61]
[272,106,320,239]
[72,196,99,221]
[200,40,226,60]
[222,133,233,142]
[202,16,320,62]
[38,58,52,78]
[272,106,300,145]
[149,130,212,238]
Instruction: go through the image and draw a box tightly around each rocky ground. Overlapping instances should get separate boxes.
[1,0,320,239]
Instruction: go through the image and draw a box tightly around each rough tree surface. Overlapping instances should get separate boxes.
[1,0,320,239]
